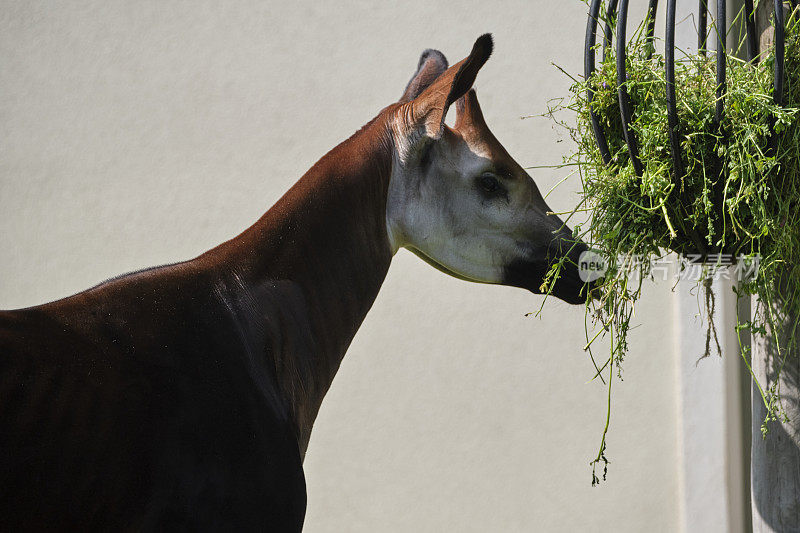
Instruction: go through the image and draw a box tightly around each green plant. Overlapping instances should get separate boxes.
[541,4,800,484]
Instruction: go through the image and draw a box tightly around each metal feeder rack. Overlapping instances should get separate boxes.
[583,0,792,258]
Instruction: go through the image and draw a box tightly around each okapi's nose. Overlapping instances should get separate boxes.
[546,232,597,305]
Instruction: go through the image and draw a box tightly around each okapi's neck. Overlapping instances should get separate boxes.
[208,110,396,452]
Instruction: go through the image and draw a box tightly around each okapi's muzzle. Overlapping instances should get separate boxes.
[502,232,595,305]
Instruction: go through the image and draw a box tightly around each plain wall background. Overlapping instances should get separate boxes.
[1,1,682,531]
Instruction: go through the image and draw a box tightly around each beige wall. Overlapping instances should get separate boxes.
[1,1,682,531]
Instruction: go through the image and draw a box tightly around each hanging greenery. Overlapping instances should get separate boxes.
[542,5,800,484]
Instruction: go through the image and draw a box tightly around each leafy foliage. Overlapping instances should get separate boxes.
[545,5,800,484]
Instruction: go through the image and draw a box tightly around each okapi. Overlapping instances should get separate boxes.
[0,34,592,530]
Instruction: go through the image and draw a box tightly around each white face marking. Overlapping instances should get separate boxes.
[385,112,569,286]
[385,41,590,304]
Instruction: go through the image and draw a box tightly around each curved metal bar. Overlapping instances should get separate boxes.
[743,0,758,62]
[708,0,728,255]
[774,0,785,108]
[585,0,612,165]
[645,0,659,59]
[615,0,643,176]
[603,0,619,62]
[769,0,786,153]
[699,0,709,56]
[715,0,726,126]
[665,0,684,185]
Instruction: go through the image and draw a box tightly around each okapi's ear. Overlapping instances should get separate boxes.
[454,89,489,133]
[411,33,493,140]
[399,49,449,103]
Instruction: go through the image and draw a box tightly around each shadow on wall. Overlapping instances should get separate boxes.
[751,285,800,530]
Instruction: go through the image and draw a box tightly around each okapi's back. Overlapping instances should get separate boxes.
[0,270,307,531]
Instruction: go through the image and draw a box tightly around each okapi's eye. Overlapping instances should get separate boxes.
[479,174,501,194]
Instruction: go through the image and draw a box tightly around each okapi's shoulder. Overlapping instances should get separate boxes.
[35,262,220,328]
[0,262,255,386]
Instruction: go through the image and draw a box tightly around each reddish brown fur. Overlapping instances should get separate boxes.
[200,107,399,447]
[0,35,588,529]
[0,100,400,530]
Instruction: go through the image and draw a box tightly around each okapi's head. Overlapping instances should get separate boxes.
[385,34,593,304]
